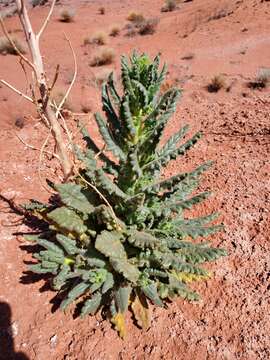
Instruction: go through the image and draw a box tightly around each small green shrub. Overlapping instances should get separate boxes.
[59,9,75,23]
[90,47,115,66]
[0,36,27,55]
[25,52,226,338]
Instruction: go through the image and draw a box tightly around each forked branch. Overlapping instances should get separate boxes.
[37,0,57,39]
[0,0,73,180]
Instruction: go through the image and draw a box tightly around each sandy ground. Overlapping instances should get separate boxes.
[0,0,269,359]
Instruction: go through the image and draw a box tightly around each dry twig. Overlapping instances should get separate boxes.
[0,0,73,179]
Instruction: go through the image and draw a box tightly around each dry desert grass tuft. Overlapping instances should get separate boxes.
[109,25,121,37]
[0,36,26,55]
[98,6,105,15]
[125,15,159,37]
[161,0,177,12]
[207,75,226,92]
[94,68,113,86]
[0,6,17,19]
[84,31,108,46]
[138,18,159,35]
[59,9,75,23]
[248,68,270,89]
[90,47,115,66]
[127,12,145,23]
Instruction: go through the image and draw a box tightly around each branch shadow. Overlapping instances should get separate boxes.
[0,194,66,314]
[0,302,30,360]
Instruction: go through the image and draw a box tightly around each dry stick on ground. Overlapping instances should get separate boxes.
[16,133,59,158]
[0,0,73,180]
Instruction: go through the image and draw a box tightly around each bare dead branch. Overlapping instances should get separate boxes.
[57,107,73,146]
[74,167,117,220]
[38,129,56,194]
[0,79,34,103]
[37,0,57,40]
[94,144,106,159]
[0,0,74,180]
[15,0,73,179]
[0,15,36,72]
[50,64,60,92]
[16,133,59,159]
[19,58,30,96]
[55,34,77,118]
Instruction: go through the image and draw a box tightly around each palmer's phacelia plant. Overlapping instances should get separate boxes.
[24,52,226,338]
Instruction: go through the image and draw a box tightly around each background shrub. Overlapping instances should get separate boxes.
[109,25,121,37]
[161,0,177,12]
[138,18,159,35]
[0,36,26,55]
[247,68,270,89]
[59,9,75,23]
[207,75,226,93]
[90,47,115,66]
[89,31,108,46]
[127,12,145,23]
[98,6,105,15]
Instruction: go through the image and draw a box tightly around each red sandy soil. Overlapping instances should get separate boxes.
[0,0,269,359]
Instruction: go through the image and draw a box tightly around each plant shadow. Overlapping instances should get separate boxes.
[0,302,30,360]
[0,194,66,313]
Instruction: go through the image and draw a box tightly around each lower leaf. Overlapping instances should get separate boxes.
[131,293,151,330]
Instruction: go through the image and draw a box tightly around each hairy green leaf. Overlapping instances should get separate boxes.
[95,230,126,258]
[81,292,102,317]
[55,183,95,214]
[48,207,87,235]
[115,285,132,313]
[110,257,140,283]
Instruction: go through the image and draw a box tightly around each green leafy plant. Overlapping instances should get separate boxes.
[25,52,226,338]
